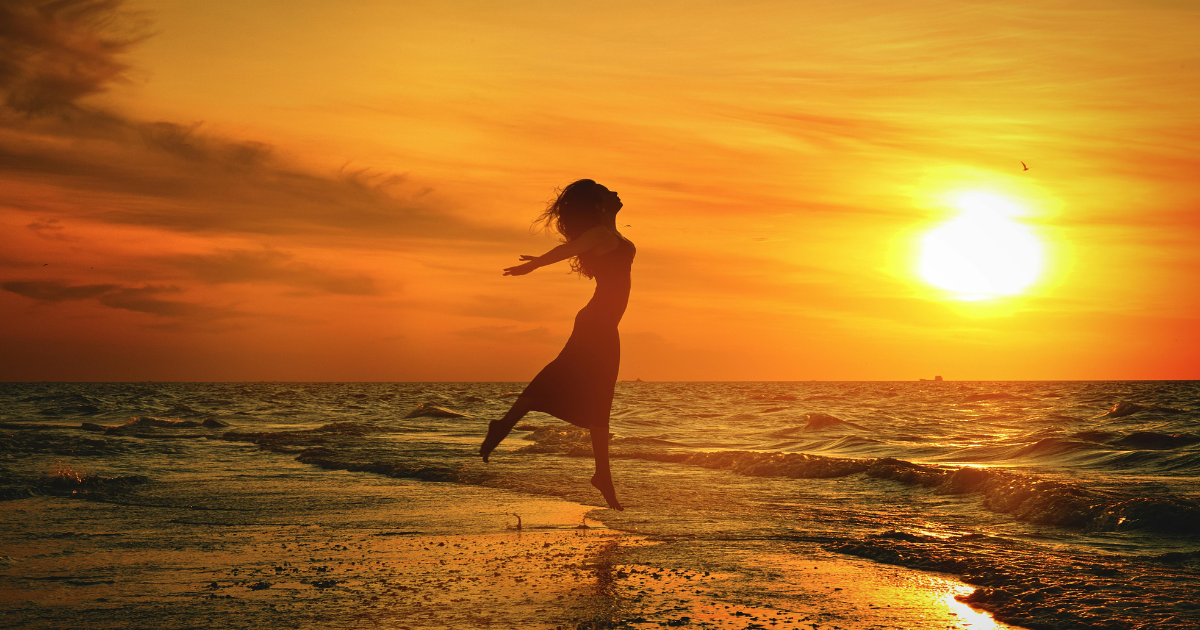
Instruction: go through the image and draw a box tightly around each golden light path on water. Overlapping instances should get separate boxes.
[918,192,1044,301]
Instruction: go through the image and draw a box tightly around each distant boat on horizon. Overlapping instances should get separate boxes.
[919,375,945,382]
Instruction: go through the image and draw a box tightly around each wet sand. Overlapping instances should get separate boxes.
[0,459,1015,630]
[609,538,1016,630]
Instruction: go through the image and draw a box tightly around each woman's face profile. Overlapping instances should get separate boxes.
[596,185,622,215]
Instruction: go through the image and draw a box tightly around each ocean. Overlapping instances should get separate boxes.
[1,381,1197,629]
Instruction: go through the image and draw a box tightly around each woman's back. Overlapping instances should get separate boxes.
[579,237,635,325]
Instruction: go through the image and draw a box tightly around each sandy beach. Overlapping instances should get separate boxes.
[0,456,1013,630]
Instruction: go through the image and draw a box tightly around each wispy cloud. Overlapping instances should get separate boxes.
[1,280,117,302]
[2,279,240,321]
[25,217,74,240]
[163,249,380,296]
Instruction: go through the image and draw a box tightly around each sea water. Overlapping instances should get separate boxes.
[1,381,1197,629]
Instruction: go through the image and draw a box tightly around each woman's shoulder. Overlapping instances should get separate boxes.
[578,226,622,256]
[580,225,622,244]
[580,224,619,237]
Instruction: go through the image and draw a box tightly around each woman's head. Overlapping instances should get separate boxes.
[535,179,622,277]
[536,179,620,241]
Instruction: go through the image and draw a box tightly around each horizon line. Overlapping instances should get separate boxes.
[3,379,1198,384]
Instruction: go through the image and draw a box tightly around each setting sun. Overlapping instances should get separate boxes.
[918,193,1044,300]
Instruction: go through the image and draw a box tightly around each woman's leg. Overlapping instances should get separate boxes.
[589,419,624,511]
[480,395,536,462]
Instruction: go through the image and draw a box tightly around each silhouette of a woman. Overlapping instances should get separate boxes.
[480,179,634,511]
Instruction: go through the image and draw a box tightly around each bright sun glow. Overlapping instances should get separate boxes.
[918,192,1043,300]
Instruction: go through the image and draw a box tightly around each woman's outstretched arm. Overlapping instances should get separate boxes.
[503,227,616,276]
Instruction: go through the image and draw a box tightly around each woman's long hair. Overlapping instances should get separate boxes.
[534,179,606,278]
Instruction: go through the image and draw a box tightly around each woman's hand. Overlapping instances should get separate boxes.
[503,255,540,276]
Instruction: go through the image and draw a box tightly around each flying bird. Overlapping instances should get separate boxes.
[1021,161,1029,171]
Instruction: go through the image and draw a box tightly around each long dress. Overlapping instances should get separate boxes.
[521,237,636,428]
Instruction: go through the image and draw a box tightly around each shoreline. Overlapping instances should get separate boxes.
[1,481,1015,630]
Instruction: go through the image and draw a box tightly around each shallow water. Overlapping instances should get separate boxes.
[1,381,1198,629]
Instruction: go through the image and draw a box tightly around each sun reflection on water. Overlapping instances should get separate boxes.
[946,584,1006,630]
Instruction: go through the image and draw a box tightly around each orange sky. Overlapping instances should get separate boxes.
[2,0,1198,381]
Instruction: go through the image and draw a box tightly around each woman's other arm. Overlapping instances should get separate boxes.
[503,227,616,276]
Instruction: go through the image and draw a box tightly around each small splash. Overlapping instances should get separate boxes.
[43,461,149,497]
[49,461,90,486]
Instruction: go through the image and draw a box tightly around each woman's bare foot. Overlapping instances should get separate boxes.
[590,474,624,511]
[480,420,510,463]
[482,397,536,463]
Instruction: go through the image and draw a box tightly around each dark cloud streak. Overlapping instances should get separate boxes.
[97,285,224,319]
[164,249,380,296]
[26,217,73,240]
[2,279,117,301]
[0,0,512,243]
[2,279,238,321]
